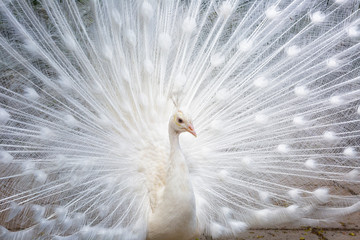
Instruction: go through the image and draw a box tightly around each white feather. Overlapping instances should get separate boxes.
[0,0,359,239]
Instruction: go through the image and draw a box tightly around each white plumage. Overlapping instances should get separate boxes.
[147,112,198,240]
[0,0,359,239]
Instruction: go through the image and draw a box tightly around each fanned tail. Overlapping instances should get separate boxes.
[0,0,359,239]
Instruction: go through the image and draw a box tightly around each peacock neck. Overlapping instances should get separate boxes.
[169,128,180,154]
[167,126,188,177]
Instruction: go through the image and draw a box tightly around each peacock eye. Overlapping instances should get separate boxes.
[178,118,183,123]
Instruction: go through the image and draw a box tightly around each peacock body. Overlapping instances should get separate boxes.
[0,0,360,239]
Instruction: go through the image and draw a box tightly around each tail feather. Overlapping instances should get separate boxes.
[0,0,360,239]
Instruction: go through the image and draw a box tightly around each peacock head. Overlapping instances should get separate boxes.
[170,110,197,137]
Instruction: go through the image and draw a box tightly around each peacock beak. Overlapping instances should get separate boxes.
[186,124,197,137]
